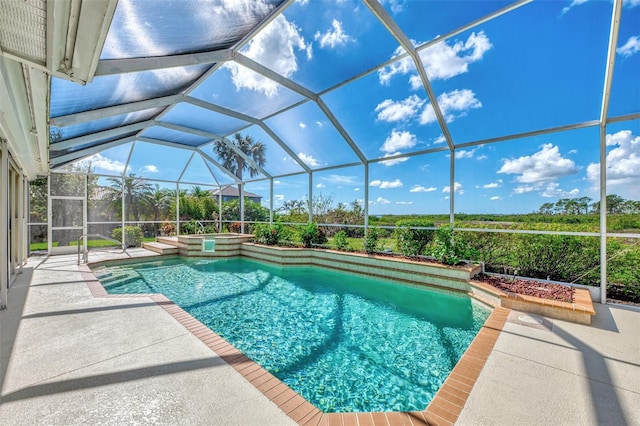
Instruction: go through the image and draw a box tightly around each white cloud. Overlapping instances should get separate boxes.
[624,0,640,6]
[354,188,360,192]
[370,179,403,189]
[421,89,482,125]
[142,164,159,173]
[314,19,353,49]
[410,185,437,193]
[376,197,391,204]
[617,36,640,57]
[490,196,501,201]
[561,0,588,14]
[396,201,413,205]
[513,185,537,194]
[498,144,578,183]
[378,31,492,86]
[443,181,464,195]
[227,15,311,97]
[433,134,447,144]
[320,174,359,185]
[380,130,418,153]
[274,194,285,201]
[381,0,404,14]
[81,153,128,174]
[586,130,640,195]
[316,121,323,127]
[379,152,410,166]
[477,154,488,160]
[316,183,326,188]
[455,147,479,159]
[541,182,580,198]
[298,152,320,167]
[299,122,307,129]
[483,180,503,189]
[375,95,425,123]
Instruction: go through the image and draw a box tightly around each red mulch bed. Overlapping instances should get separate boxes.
[477,273,575,303]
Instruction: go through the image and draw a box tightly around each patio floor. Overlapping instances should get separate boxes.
[1,251,638,425]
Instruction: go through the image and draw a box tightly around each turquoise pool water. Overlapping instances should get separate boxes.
[94,257,489,413]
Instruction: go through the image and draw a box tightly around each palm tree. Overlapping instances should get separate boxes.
[147,185,173,222]
[106,174,153,221]
[213,133,266,199]
[190,185,209,199]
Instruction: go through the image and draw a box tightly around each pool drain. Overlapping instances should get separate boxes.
[517,314,544,325]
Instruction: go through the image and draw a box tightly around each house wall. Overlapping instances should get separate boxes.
[0,141,29,309]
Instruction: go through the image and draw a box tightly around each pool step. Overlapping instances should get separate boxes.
[143,241,179,255]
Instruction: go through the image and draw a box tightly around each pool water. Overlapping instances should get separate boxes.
[94,257,490,413]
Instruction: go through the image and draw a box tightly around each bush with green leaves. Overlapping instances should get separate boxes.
[394,219,435,256]
[112,226,144,247]
[363,227,381,254]
[299,222,327,248]
[429,224,476,265]
[333,230,350,251]
[253,223,289,246]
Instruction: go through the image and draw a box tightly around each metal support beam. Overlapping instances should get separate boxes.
[49,136,135,167]
[234,53,317,100]
[196,148,242,184]
[270,178,274,224]
[17,172,24,273]
[157,122,273,179]
[363,0,455,151]
[95,49,233,76]
[239,182,245,232]
[308,172,313,223]
[175,182,180,236]
[0,141,8,309]
[50,95,183,127]
[316,98,368,165]
[364,162,369,233]
[598,0,623,304]
[50,120,154,150]
[450,149,455,224]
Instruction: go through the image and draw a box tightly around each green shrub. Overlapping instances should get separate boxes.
[512,234,600,282]
[363,227,381,254]
[112,226,144,247]
[299,222,327,248]
[429,225,476,265]
[253,223,289,246]
[333,230,350,251]
[394,219,435,256]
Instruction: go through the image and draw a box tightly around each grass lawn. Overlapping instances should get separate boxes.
[29,236,156,251]
[326,236,396,252]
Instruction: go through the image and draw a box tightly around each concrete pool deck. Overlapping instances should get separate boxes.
[1,251,639,425]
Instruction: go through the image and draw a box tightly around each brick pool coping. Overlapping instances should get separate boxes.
[79,264,509,425]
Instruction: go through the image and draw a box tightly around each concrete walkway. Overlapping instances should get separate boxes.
[1,251,639,425]
[0,252,295,426]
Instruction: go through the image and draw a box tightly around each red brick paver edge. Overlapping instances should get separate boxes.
[79,264,509,426]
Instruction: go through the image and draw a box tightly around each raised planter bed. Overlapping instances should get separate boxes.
[240,243,481,293]
[469,279,595,325]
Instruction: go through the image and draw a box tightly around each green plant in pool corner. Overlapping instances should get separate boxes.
[430,224,476,265]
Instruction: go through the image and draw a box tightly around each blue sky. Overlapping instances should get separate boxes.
[57,0,640,215]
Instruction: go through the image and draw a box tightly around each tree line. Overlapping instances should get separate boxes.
[537,195,640,215]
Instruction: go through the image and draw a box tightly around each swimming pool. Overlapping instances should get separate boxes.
[94,257,490,413]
